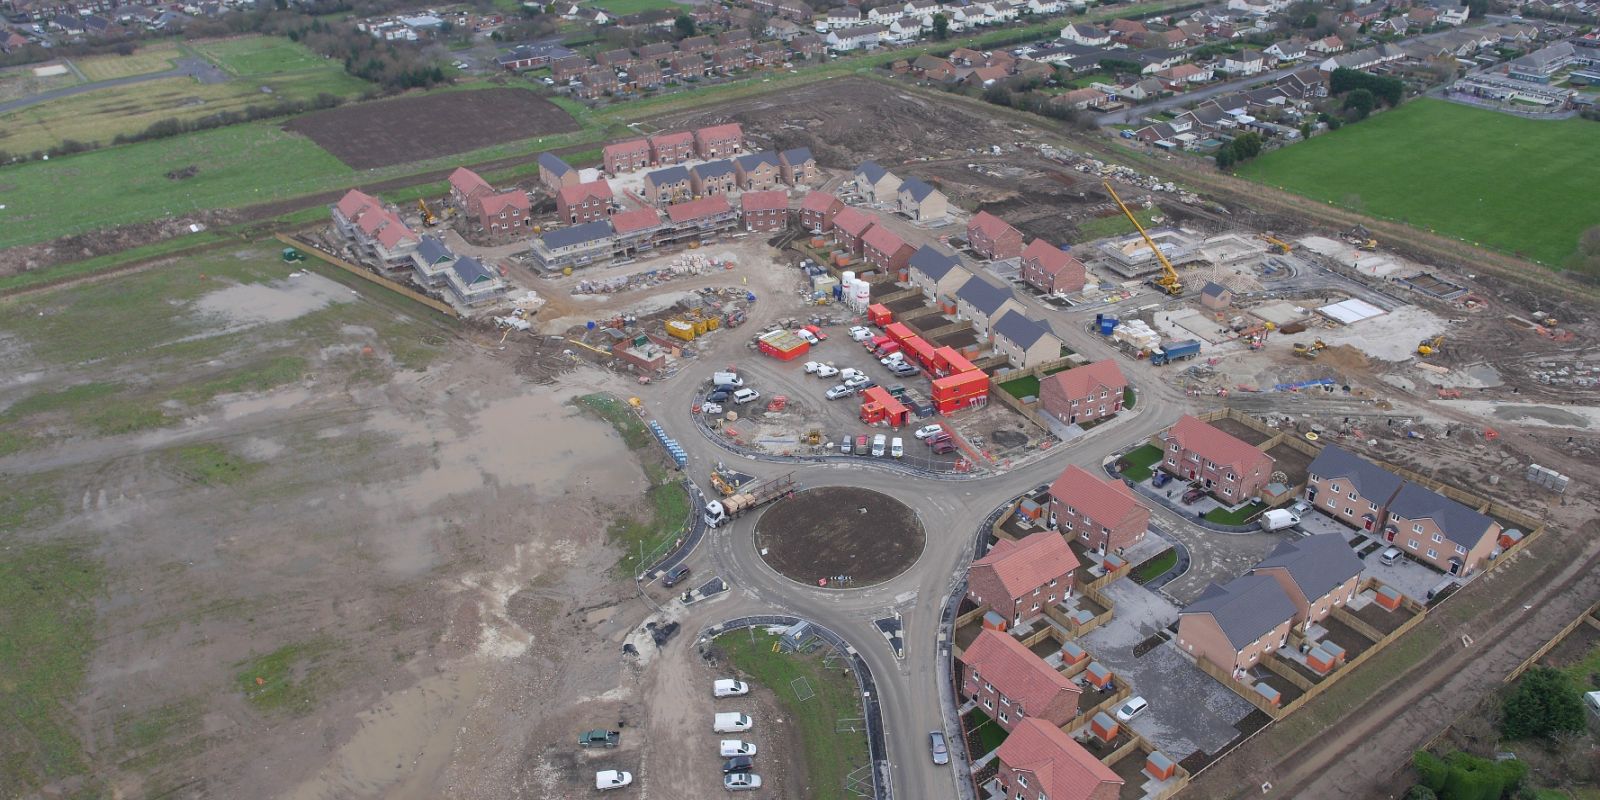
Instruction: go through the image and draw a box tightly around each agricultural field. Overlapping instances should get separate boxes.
[0,62,81,102]
[1238,99,1600,268]
[73,41,183,82]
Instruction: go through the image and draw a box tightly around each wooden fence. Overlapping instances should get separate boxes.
[277,234,459,318]
[1503,599,1600,684]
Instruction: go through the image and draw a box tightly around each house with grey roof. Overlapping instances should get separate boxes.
[907,245,970,300]
[1177,575,1297,674]
[690,160,738,196]
[954,276,1024,341]
[1305,444,1404,534]
[410,234,458,286]
[644,166,693,206]
[530,220,615,271]
[1383,483,1501,576]
[538,152,579,191]
[853,160,902,203]
[443,256,507,307]
[990,311,1062,369]
[779,147,816,184]
[895,178,948,222]
[1200,281,1233,310]
[1251,534,1363,625]
[733,151,782,190]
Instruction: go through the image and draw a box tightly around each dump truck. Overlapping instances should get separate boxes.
[704,473,796,528]
[1149,339,1201,365]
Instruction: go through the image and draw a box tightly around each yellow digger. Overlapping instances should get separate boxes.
[1417,335,1444,357]
[1293,340,1327,359]
[1261,233,1292,254]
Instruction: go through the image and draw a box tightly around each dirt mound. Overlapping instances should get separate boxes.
[1316,344,1369,374]
[754,486,925,587]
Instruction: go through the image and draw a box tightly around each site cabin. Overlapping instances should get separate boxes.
[903,336,939,371]
[932,370,988,415]
[883,322,916,347]
[757,329,810,360]
[867,303,893,327]
[859,386,909,427]
[932,345,978,378]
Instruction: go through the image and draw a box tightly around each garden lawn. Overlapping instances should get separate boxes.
[591,0,688,13]
[1119,443,1163,482]
[1237,99,1600,267]
[1131,548,1177,584]
[966,708,1010,755]
[1204,500,1266,525]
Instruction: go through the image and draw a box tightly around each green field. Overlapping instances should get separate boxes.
[1076,204,1166,241]
[0,63,81,102]
[191,36,333,77]
[1238,99,1600,267]
[590,0,688,13]
[74,42,182,82]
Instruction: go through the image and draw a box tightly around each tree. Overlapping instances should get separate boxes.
[674,13,695,37]
[1502,667,1586,740]
[1299,121,1313,139]
[1569,225,1600,276]
[1231,131,1263,160]
[1215,147,1236,169]
[932,12,949,39]
[1402,787,1438,800]
[1413,750,1528,800]
[1343,87,1376,119]
[1466,0,1488,17]
[1099,57,1141,74]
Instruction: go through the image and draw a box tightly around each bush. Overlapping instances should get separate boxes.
[1404,787,1439,800]
[1413,750,1528,800]
[1501,667,1586,741]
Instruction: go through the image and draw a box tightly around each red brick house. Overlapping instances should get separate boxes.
[1250,534,1363,626]
[648,131,695,164]
[739,189,789,231]
[733,151,782,190]
[779,147,816,185]
[994,717,1124,800]
[679,35,714,55]
[1038,360,1128,428]
[694,123,744,158]
[799,192,844,232]
[862,225,915,273]
[1383,483,1501,576]
[603,138,652,174]
[959,629,1082,733]
[1020,238,1086,295]
[552,54,590,81]
[447,167,493,212]
[968,210,1024,260]
[1304,444,1403,534]
[468,188,531,236]
[1161,415,1276,503]
[556,180,614,224]
[966,531,1078,628]
[1048,465,1149,555]
[1177,575,1296,674]
[831,206,876,255]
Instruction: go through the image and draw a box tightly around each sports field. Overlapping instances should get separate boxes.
[1238,99,1600,267]
[191,36,332,77]
[590,0,688,13]
[74,42,183,82]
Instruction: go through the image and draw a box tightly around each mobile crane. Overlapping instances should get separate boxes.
[1102,179,1182,296]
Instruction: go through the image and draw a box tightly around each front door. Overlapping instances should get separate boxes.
[1449,559,1461,575]
[1306,487,1318,503]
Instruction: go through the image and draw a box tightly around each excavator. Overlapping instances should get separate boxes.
[1261,233,1292,254]
[417,198,438,227]
[1293,339,1327,359]
[1103,179,1182,296]
[1417,335,1444,357]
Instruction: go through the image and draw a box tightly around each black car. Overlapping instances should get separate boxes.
[707,389,731,403]
[662,563,691,587]
[722,756,754,774]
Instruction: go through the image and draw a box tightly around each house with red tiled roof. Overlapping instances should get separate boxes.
[468,188,531,237]
[1019,239,1085,295]
[1161,414,1276,503]
[556,180,614,224]
[610,207,664,254]
[1049,465,1149,555]
[799,191,844,233]
[966,531,1078,628]
[648,131,695,165]
[694,123,744,158]
[603,138,652,173]
[967,210,1024,260]
[739,189,790,232]
[1039,359,1128,428]
[330,189,419,269]
[994,717,1124,800]
[831,206,877,255]
[447,167,492,211]
[958,629,1082,733]
[666,194,736,227]
[862,224,915,273]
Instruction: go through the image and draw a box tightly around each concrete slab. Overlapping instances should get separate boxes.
[1250,301,1310,327]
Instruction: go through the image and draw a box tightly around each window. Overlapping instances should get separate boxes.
[1426,549,1437,559]
[999,711,1009,723]
[984,698,993,709]
[1368,501,1377,511]
[1327,498,1337,509]
[1408,540,1419,550]
[1431,533,1443,543]
[1017,776,1028,788]
[1412,523,1423,534]
[1455,544,1466,555]
[1048,578,1057,587]
[1345,507,1354,516]
[1348,491,1356,500]
[984,682,993,692]
[1223,487,1233,496]
[1000,695,1011,706]
[1330,483,1341,493]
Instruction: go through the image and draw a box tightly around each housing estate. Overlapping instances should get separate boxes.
[965,530,1079,627]
[1048,464,1149,554]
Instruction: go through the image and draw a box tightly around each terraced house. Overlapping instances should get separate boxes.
[330,189,419,270]
[1383,483,1501,576]
[831,206,877,255]
[954,276,1023,340]
[693,123,744,158]
[907,245,970,300]
[1177,574,1296,674]
[958,629,1083,733]
[648,130,695,164]
[1048,464,1149,554]
[862,225,915,272]
[1304,444,1404,534]
[690,160,738,196]
[990,311,1061,369]
[965,531,1079,627]
[799,191,844,232]
[993,718,1124,800]
[1250,534,1363,625]
[1160,414,1275,503]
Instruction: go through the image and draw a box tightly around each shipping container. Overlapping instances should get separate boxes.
[757,329,809,361]
[931,370,989,414]
[904,336,938,371]
[883,322,915,347]
[867,303,893,327]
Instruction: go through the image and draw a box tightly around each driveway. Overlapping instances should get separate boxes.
[0,56,229,115]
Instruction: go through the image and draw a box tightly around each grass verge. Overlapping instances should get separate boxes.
[1118,443,1163,482]
[1131,548,1177,585]
[576,393,652,450]
[1204,501,1266,525]
[609,463,690,576]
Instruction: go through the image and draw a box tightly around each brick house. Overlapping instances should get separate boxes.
[779,147,817,185]
[331,189,419,269]
[1048,465,1149,555]
[552,54,590,81]
[644,166,693,206]
[603,138,652,174]
[576,66,620,98]
[679,34,714,55]
[958,629,1083,733]
[469,188,531,236]
[538,152,580,192]
[529,220,614,272]
[1038,360,1127,427]
[853,160,902,203]
[1304,444,1404,534]
[954,276,1023,340]
[799,191,844,232]
[665,194,738,235]
[1383,483,1502,576]
[1020,239,1086,295]
[694,123,744,158]
[648,131,695,164]
[670,52,709,79]
[1160,414,1275,503]
[790,34,827,59]
[556,180,614,224]
[893,178,947,222]
[1250,534,1363,626]
[447,167,493,212]
[1176,575,1296,674]
[739,189,790,231]
[862,225,915,273]
[690,160,738,196]
[967,210,1024,260]
[994,718,1124,800]
[966,531,1079,627]
[907,245,970,300]
[734,151,782,190]
[610,206,664,256]
[1200,281,1233,310]
[831,206,877,255]
[596,47,635,69]
[990,311,1061,369]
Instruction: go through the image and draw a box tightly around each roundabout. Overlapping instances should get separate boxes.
[753,486,927,588]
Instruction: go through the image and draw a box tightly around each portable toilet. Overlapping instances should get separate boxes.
[1374,585,1404,611]
[1090,712,1119,742]
[981,610,1008,632]
[1254,681,1281,708]
[1084,661,1113,689]
[1144,751,1177,781]
[1060,641,1089,667]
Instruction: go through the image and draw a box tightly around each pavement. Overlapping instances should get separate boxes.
[0,56,230,115]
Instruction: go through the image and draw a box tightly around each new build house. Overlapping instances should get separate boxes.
[779,147,817,185]
[649,131,695,164]
[538,152,579,191]
[854,161,902,203]
[1305,444,1404,534]
[1048,464,1149,555]
[693,123,743,158]
[603,138,652,173]
[556,180,614,224]
[644,166,693,206]
[908,245,969,300]
[330,189,419,270]
[896,178,948,221]
[832,207,877,255]
[1160,414,1275,503]
[966,531,1079,627]
[959,629,1083,733]
[1038,360,1128,428]
[1177,575,1296,674]
[734,151,783,190]
[740,189,790,232]
[994,718,1124,800]
[954,276,1024,341]
[448,167,492,212]
[1020,239,1086,295]
[967,211,1025,260]
[862,225,916,273]
[1383,483,1501,576]
[690,160,738,196]
[1250,534,1362,626]
[800,192,844,232]
[990,311,1061,369]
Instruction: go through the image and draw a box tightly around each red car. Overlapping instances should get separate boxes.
[1181,487,1206,504]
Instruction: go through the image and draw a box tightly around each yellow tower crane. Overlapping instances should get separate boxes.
[1102,179,1182,296]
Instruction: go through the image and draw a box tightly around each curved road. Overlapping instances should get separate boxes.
[0,56,229,116]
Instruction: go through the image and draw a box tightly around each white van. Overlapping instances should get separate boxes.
[732,388,761,405]
[713,678,750,697]
[714,712,753,733]
[794,329,819,345]
[712,371,743,387]
[871,434,887,457]
[721,740,758,757]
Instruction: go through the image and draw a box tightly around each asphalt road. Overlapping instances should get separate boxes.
[0,56,229,116]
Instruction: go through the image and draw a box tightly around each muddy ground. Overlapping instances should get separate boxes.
[754,486,925,587]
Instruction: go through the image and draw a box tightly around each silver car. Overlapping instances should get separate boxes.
[724,773,763,791]
[929,731,949,765]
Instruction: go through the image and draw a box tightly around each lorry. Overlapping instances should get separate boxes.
[1259,509,1300,532]
[1149,339,1201,366]
[704,473,797,528]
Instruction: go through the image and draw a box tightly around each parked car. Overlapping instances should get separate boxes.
[926,431,952,446]
[914,424,945,440]
[1115,696,1149,722]
[885,384,908,398]
[712,371,743,387]
[1181,487,1206,504]
[794,329,819,345]
[816,364,839,378]
[825,384,855,400]
[929,731,949,765]
[713,679,749,697]
[871,434,887,457]
[731,388,761,405]
[804,360,824,374]
[843,375,870,389]
[839,435,853,454]
[891,437,903,458]
[890,362,920,377]
[722,756,754,774]
[1379,546,1403,566]
[707,389,731,404]
[804,324,828,341]
[839,368,865,381]
[662,563,690,587]
[880,352,906,367]
[1291,500,1313,517]
[713,712,753,733]
[724,773,762,791]
[855,434,869,453]
[932,439,957,455]
[849,326,873,341]
[595,770,633,790]
[720,740,758,757]
[1152,471,1172,488]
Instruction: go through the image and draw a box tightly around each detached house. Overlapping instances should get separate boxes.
[831,206,877,254]
[603,138,652,174]
[967,211,1024,260]
[1305,444,1404,534]
[1250,534,1363,626]
[862,225,916,273]
[990,312,1061,369]
[799,191,844,232]
[1020,239,1085,295]
[1384,483,1502,576]
[469,187,530,237]
[448,167,493,212]
[734,151,782,190]
[958,629,1083,733]
[556,180,614,224]
[1048,465,1149,555]
[907,245,970,300]
[538,152,580,191]
[896,178,948,221]
[966,531,1079,628]
[690,160,738,196]
[1038,359,1127,428]
[1308,35,1345,54]
[1264,39,1307,62]
[1177,575,1296,674]
[1222,48,1267,76]
[740,189,790,232]
[954,276,1024,340]
[1060,22,1111,45]
[854,160,902,202]
[644,166,693,206]
[779,147,817,185]
[693,123,743,158]
[994,718,1124,800]
[1160,414,1275,503]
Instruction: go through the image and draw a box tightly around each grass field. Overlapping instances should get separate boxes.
[74,41,182,82]
[1238,99,1600,267]
[191,36,333,77]
[1076,204,1165,241]
[590,0,688,13]
[0,62,81,102]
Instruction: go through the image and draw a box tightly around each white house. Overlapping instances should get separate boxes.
[904,0,941,16]
[1435,2,1468,25]
[827,23,886,50]
[1060,23,1111,44]
[1264,40,1307,62]
[1028,0,1065,12]
[1222,49,1266,75]
[888,18,920,40]
[824,6,861,29]
[867,4,905,22]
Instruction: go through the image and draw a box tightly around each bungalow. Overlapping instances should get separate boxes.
[1119,77,1166,100]
[1435,2,1468,26]
[994,718,1124,800]
[1307,34,1345,53]
[862,225,917,273]
[1264,39,1307,62]
[1056,87,1109,110]
[556,180,614,224]
[831,206,877,254]
[1341,1,1385,25]
[1038,359,1127,428]
[603,138,652,174]
[330,189,419,269]
[954,276,1024,340]
[538,152,580,191]
[643,166,693,206]
[913,54,959,80]
[1383,483,1502,576]
[1049,464,1148,555]
[442,255,507,307]
[690,160,738,196]
[1159,63,1210,85]
[1108,17,1147,39]
[990,311,1061,369]
[828,23,886,51]
[740,189,790,232]
[778,147,817,185]
[966,530,1079,628]
[958,629,1083,733]
[963,64,1011,87]
[1177,575,1297,674]
[530,220,614,271]
[1060,22,1111,45]
[1160,414,1276,502]
[1305,444,1404,534]
[495,43,576,71]
[854,161,903,203]
[1222,48,1266,76]
[1251,534,1363,626]
[907,245,970,300]
[1020,239,1085,295]
[1373,16,1409,36]
[1134,121,1179,145]
[799,191,844,232]
[693,123,743,158]
[967,211,1024,260]
[896,178,948,221]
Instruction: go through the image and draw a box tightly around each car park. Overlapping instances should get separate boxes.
[825,385,855,400]
[891,437,903,458]
[914,424,944,440]
[932,440,957,455]
[720,740,758,757]
[815,364,839,378]
[713,712,753,733]
[929,731,949,765]
[724,774,762,791]
[722,756,754,774]
[1115,696,1149,722]
[804,360,823,374]
[871,434,887,457]
[713,679,749,697]
[595,770,633,790]
[731,388,761,405]
[1181,487,1206,504]
[662,563,690,587]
